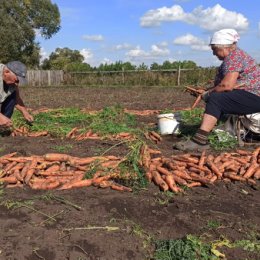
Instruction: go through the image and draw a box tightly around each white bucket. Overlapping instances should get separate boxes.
[157,113,179,135]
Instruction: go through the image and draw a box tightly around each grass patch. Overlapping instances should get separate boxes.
[12,105,138,138]
[154,235,216,260]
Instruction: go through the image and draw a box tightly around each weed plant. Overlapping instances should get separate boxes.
[154,235,216,260]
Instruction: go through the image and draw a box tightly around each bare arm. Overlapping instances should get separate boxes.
[15,87,34,122]
[212,72,239,92]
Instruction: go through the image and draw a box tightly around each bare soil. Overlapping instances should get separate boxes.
[0,86,259,260]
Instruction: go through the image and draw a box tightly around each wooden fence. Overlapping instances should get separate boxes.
[27,70,64,86]
[26,68,216,87]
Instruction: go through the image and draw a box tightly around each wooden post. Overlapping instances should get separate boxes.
[177,66,181,86]
[48,70,51,86]
[122,67,125,85]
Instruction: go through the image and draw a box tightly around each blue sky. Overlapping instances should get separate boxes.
[38,0,260,67]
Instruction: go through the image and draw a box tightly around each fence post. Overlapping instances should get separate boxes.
[48,70,51,86]
[177,66,181,86]
[122,67,125,85]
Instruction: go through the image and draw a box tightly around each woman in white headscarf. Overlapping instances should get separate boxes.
[175,29,260,151]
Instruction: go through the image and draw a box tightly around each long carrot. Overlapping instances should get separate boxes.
[164,175,181,193]
[70,179,93,188]
[223,172,246,182]
[253,167,260,179]
[172,170,192,181]
[152,171,169,191]
[198,150,206,168]
[24,158,38,184]
[206,160,222,178]
[191,95,202,109]
[171,174,188,186]
[0,176,17,184]
[243,163,258,179]
[150,131,162,141]
[190,173,210,186]
[44,153,71,162]
[110,182,132,192]
[92,173,116,186]
[187,182,202,188]
[156,166,172,176]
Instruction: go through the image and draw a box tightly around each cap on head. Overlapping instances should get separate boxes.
[6,61,27,86]
[210,29,240,45]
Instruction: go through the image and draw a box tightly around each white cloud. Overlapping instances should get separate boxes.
[100,58,113,65]
[126,46,149,58]
[80,48,93,63]
[113,43,133,50]
[39,47,49,63]
[126,44,170,61]
[173,33,210,51]
[82,34,104,41]
[151,44,170,56]
[140,4,248,32]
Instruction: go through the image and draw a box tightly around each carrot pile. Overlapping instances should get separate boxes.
[144,131,163,143]
[0,146,259,193]
[12,127,48,137]
[0,152,132,192]
[141,145,260,193]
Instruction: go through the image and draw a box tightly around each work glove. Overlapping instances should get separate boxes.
[201,90,210,102]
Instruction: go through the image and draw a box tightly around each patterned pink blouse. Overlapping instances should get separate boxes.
[214,48,260,96]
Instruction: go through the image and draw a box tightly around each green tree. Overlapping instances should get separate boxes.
[150,62,160,70]
[41,48,85,70]
[0,0,60,66]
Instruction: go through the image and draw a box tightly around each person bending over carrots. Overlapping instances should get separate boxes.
[0,61,33,133]
[174,29,260,151]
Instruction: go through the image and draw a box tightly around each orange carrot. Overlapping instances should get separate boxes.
[156,166,172,176]
[149,131,162,141]
[69,157,103,166]
[223,172,246,182]
[66,127,78,138]
[3,161,17,174]
[42,180,60,190]
[98,180,113,188]
[191,95,202,109]
[187,182,202,188]
[92,173,116,186]
[171,160,187,167]
[70,179,93,188]
[24,158,38,184]
[110,182,132,192]
[44,153,71,162]
[236,149,251,156]
[253,167,260,179]
[164,175,181,193]
[213,155,222,164]
[152,171,169,191]
[243,163,258,179]
[0,176,17,184]
[198,150,206,168]
[8,162,25,174]
[209,175,218,184]
[171,174,188,186]
[44,164,60,173]
[206,160,222,178]
[20,162,31,179]
[190,173,210,186]
[172,170,192,181]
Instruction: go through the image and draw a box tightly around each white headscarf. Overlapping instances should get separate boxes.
[210,29,240,45]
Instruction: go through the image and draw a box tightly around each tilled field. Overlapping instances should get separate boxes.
[0,86,259,260]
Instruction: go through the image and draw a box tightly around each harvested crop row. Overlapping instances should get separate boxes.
[0,153,131,192]
[140,145,260,193]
